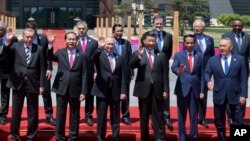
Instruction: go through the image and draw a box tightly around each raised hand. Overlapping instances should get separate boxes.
[5,27,15,45]
[138,44,144,55]
[46,29,56,45]
[98,36,105,49]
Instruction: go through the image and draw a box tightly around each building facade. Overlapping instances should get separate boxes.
[5,0,99,29]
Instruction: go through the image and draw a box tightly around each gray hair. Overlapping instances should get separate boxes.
[0,21,7,29]
[193,19,205,28]
[76,21,88,28]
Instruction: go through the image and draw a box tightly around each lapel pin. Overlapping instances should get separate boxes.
[234,58,236,61]
[77,53,79,56]
[157,53,160,56]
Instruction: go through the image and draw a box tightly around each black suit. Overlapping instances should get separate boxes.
[4,41,45,140]
[129,49,169,141]
[152,29,172,121]
[91,49,126,141]
[113,38,134,119]
[222,31,250,119]
[35,34,54,118]
[194,34,214,122]
[51,48,87,141]
[76,35,98,119]
[0,36,18,121]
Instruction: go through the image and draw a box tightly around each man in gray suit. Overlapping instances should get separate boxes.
[222,19,250,125]
[3,28,45,141]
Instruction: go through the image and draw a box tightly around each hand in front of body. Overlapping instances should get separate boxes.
[200,93,204,99]
[120,94,127,100]
[177,64,186,75]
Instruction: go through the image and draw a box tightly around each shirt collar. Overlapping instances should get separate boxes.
[68,48,76,54]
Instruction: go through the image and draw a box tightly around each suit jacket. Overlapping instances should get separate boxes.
[153,29,173,60]
[204,54,248,105]
[194,34,215,70]
[4,41,45,93]
[171,50,204,98]
[222,31,250,74]
[36,34,53,71]
[0,36,18,79]
[114,38,134,82]
[129,49,169,99]
[76,35,98,80]
[51,48,87,98]
[91,48,127,101]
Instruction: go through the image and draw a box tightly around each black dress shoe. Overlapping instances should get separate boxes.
[86,118,93,126]
[165,119,173,131]
[46,117,56,126]
[199,120,209,128]
[0,117,7,125]
[228,118,233,126]
[122,118,131,125]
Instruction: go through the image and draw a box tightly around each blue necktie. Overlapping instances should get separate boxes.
[157,33,162,51]
[224,57,229,75]
[116,40,121,55]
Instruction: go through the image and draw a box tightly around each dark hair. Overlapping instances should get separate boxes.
[112,24,123,32]
[25,21,37,29]
[143,31,157,38]
[232,19,244,25]
[64,32,77,40]
[183,34,195,42]
[153,15,163,23]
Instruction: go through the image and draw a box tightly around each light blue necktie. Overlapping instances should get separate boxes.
[157,33,162,51]
[116,40,121,55]
[224,56,229,75]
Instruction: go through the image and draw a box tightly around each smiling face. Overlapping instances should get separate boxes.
[104,37,115,53]
[183,36,195,53]
[113,26,123,39]
[65,32,77,50]
[143,35,156,51]
[153,18,163,32]
[219,38,232,56]
[232,20,243,34]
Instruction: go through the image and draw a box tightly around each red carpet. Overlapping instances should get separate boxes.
[0,106,246,141]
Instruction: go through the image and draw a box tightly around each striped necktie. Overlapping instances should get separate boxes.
[26,47,31,64]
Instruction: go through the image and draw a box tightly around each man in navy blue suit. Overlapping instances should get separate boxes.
[112,24,134,125]
[193,19,215,128]
[221,19,250,125]
[172,34,204,141]
[204,38,247,141]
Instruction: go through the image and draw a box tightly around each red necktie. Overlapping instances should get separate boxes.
[148,51,153,69]
[69,51,74,68]
[81,38,86,53]
[188,53,193,72]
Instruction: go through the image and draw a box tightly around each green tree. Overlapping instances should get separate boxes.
[217,13,250,27]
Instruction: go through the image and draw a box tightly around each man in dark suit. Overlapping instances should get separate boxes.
[204,38,247,141]
[25,21,56,126]
[3,28,45,141]
[0,21,18,125]
[112,24,134,125]
[193,19,215,128]
[151,15,173,129]
[75,21,98,126]
[92,36,127,141]
[129,31,168,141]
[221,19,250,125]
[50,32,87,141]
[172,34,204,141]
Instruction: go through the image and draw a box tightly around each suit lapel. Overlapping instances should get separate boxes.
[102,51,113,72]
[62,49,70,69]
[29,44,36,65]
[228,55,237,75]
[71,49,80,69]
[230,32,240,53]
[216,55,225,76]
[19,42,27,65]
